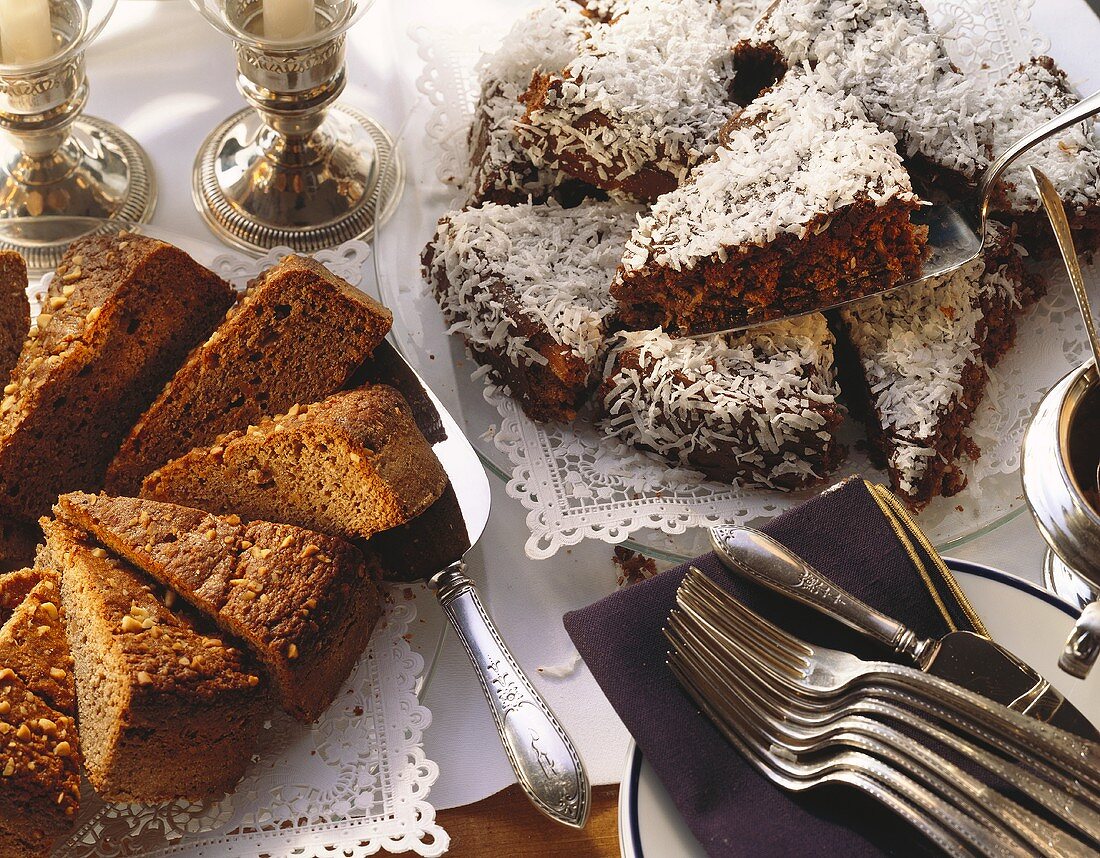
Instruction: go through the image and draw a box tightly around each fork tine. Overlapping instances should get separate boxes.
[677,570,812,676]
[682,568,812,657]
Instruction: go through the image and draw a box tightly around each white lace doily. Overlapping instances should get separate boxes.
[44,238,448,857]
[384,1,1096,561]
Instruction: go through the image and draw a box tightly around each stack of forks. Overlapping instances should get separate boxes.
[666,568,1100,857]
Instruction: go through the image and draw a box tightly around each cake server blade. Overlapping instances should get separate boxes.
[690,87,1100,336]
[711,525,1100,741]
[374,340,590,829]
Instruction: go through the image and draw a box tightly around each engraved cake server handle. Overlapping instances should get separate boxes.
[430,562,591,829]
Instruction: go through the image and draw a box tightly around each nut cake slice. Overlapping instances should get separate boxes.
[423,200,643,422]
[41,518,268,802]
[0,570,74,714]
[106,254,393,495]
[734,0,992,191]
[0,663,80,857]
[0,519,39,574]
[0,568,80,857]
[986,57,1100,256]
[518,0,739,202]
[597,314,845,489]
[0,252,28,388]
[612,73,925,334]
[55,493,384,724]
[836,224,1043,509]
[0,234,236,521]
[141,385,447,540]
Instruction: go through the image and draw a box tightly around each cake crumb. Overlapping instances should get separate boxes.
[613,547,658,588]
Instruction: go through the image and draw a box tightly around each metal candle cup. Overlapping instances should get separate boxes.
[190,0,404,253]
[0,0,155,271]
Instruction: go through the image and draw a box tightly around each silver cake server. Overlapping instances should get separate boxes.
[381,341,590,829]
[696,88,1100,335]
[709,525,1099,741]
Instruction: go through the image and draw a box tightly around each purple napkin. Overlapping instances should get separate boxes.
[564,478,985,857]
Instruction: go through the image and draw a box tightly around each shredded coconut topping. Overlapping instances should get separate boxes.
[986,57,1100,214]
[840,231,1023,495]
[743,0,992,179]
[598,314,842,488]
[619,71,917,274]
[518,0,740,193]
[465,0,592,203]
[426,200,643,370]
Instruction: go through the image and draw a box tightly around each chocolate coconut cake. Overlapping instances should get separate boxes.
[597,314,846,489]
[836,224,1044,509]
[611,72,926,334]
[517,0,740,202]
[735,0,992,191]
[465,0,596,206]
[423,200,643,422]
[986,56,1100,256]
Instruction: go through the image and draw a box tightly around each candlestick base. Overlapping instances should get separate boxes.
[192,104,404,255]
[0,115,156,271]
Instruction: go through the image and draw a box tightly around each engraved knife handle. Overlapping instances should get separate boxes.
[710,526,936,663]
[429,561,590,828]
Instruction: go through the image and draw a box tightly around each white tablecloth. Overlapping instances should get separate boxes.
[93,0,1100,814]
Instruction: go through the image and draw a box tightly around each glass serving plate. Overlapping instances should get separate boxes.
[0,216,447,857]
[371,69,1096,564]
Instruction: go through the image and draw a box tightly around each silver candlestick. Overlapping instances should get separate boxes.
[0,0,155,271]
[190,0,404,254]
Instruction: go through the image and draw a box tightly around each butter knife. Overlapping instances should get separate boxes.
[710,525,1099,741]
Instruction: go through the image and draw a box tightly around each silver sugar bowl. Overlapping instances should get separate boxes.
[1022,359,1100,678]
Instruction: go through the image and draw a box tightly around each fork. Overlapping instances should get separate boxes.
[681,574,1100,819]
[666,608,1095,857]
[666,649,980,858]
[679,569,1100,794]
[681,606,1100,841]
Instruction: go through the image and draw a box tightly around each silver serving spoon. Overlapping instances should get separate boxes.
[697,88,1100,335]
[1028,166,1100,680]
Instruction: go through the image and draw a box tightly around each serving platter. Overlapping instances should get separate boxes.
[371,0,1100,563]
[2,219,448,858]
[617,558,1100,857]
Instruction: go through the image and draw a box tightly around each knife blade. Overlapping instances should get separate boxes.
[710,525,1100,741]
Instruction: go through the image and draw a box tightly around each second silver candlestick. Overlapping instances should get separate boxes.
[190,0,404,254]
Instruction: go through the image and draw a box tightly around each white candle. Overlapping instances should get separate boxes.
[0,0,54,65]
[263,0,315,41]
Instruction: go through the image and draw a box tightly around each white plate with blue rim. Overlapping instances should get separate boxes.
[617,558,1100,857]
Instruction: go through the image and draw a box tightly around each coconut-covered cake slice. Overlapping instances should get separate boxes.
[836,224,1044,509]
[986,56,1100,256]
[611,72,925,335]
[465,0,599,206]
[734,0,992,191]
[422,199,644,422]
[517,0,740,202]
[597,314,846,490]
